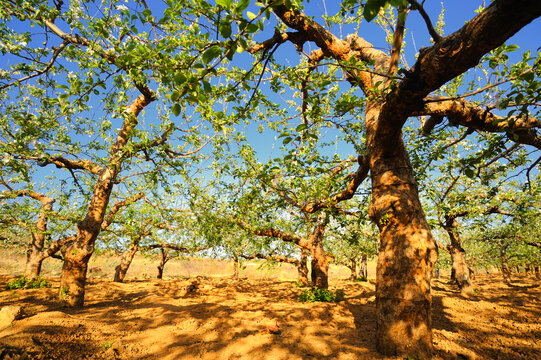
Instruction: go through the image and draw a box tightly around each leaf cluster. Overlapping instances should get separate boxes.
[298,286,345,303]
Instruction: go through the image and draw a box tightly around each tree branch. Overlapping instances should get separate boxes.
[405,0,442,43]
[235,218,311,249]
[301,155,370,213]
[101,193,144,231]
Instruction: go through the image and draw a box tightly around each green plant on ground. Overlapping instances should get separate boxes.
[298,287,345,303]
[100,341,114,350]
[355,275,368,282]
[5,276,51,290]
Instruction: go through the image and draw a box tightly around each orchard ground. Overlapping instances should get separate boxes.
[0,249,540,359]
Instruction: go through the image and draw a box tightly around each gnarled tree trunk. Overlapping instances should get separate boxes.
[59,241,94,307]
[114,245,139,282]
[369,131,438,357]
[25,237,44,279]
[309,212,330,289]
[18,192,55,279]
[444,216,472,291]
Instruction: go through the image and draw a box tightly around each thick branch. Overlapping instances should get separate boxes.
[240,253,299,265]
[380,0,541,134]
[0,189,54,207]
[418,97,541,149]
[33,156,103,174]
[141,243,206,253]
[235,219,310,249]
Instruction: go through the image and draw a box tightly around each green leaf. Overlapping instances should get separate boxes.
[202,45,222,64]
[216,0,232,8]
[464,168,475,178]
[296,124,307,132]
[172,103,181,116]
[236,0,250,12]
[363,0,385,22]
[219,21,232,38]
[246,11,257,20]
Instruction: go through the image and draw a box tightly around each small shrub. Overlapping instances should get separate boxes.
[355,275,368,282]
[5,277,26,290]
[6,276,51,290]
[298,287,345,303]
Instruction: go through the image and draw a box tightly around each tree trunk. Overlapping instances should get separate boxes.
[25,237,44,279]
[59,242,93,307]
[534,265,540,279]
[369,131,437,358]
[59,92,153,307]
[444,216,472,291]
[114,245,139,282]
[296,248,309,286]
[232,256,239,279]
[24,196,54,279]
[348,259,357,281]
[309,212,330,289]
[500,250,511,285]
[359,254,368,278]
[157,248,169,280]
[58,168,116,307]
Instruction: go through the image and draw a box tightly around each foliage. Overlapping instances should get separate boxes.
[355,275,368,282]
[298,286,345,303]
[6,276,51,290]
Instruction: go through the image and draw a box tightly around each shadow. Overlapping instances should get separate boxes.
[1,275,540,359]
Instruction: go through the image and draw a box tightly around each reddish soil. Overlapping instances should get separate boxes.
[0,274,539,360]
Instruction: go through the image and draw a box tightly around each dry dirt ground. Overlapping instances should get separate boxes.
[0,273,540,360]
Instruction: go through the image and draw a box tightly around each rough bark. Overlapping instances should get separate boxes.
[369,131,438,357]
[114,245,139,282]
[308,212,330,289]
[444,216,472,290]
[297,248,309,286]
[24,247,44,279]
[59,242,93,307]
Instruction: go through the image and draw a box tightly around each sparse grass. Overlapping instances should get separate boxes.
[6,276,51,290]
[298,287,345,303]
